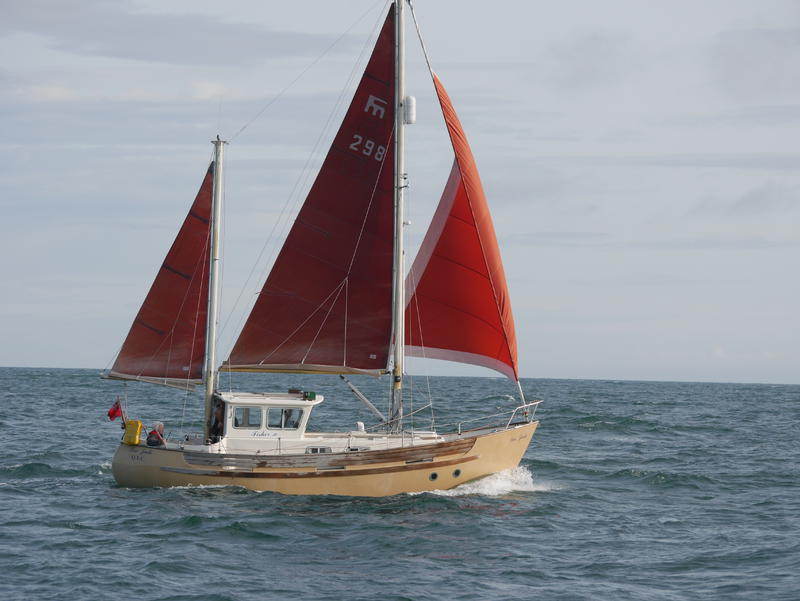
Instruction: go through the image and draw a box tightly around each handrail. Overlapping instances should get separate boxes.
[434,400,542,435]
[179,400,541,443]
[506,400,541,429]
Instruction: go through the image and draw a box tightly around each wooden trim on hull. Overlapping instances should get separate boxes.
[111,421,538,497]
[182,436,478,469]
[162,455,478,479]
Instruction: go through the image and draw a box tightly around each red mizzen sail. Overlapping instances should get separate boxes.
[404,75,519,381]
[109,164,213,389]
[225,7,396,375]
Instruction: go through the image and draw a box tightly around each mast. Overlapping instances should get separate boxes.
[204,136,226,440]
[389,0,406,432]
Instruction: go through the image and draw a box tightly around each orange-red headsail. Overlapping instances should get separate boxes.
[404,75,519,381]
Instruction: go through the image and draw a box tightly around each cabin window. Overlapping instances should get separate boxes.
[305,447,332,454]
[233,406,262,429]
[267,408,304,430]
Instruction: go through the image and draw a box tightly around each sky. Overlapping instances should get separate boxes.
[1,0,798,384]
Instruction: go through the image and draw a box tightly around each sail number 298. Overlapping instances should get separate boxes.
[349,135,386,161]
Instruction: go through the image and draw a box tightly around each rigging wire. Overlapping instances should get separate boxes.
[406,262,436,431]
[408,0,435,78]
[229,0,386,142]
[180,222,210,436]
[406,0,439,429]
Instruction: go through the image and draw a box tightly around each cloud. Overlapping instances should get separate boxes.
[504,231,609,248]
[691,182,799,219]
[728,182,798,216]
[501,229,798,253]
[548,31,640,91]
[629,236,799,251]
[709,28,800,99]
[0,0,353,65]
[672,104,800,128]
[560,153,800,171]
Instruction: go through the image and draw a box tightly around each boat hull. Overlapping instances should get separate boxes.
[111,421,538,496]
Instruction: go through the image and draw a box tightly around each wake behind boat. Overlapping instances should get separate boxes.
[106,1,540,496]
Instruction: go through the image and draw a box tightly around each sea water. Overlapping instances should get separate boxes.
[1,367,798,600]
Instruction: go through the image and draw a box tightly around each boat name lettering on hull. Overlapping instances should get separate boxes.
[128,448,152,462]
[251,430,279,438]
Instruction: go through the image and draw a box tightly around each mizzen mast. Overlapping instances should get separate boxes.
[389,0,407,431]
[204,136,226,440]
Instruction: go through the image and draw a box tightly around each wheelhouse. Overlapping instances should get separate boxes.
[213,390,324,450]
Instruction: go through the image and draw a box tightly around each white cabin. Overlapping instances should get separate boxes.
[210,390,324,453]
[170,388,445,456]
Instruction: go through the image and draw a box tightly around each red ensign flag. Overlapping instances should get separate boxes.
[107,399,123,421]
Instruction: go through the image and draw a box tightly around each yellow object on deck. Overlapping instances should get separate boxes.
[122,420,142,446]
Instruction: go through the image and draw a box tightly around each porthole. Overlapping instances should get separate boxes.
[429,472,438,481]
[453,469,462,478]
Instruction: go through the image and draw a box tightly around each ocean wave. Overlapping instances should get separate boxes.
[605,467,719,488]
[575,414,665,434]
[0,462,88,480]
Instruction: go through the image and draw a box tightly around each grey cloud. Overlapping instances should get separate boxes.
[691,182,799,219]
[709,28,800,99]
[504,231,609,248]
[548,32,639,91]
[728,182,798,216]
[555,153,800,171]
[1,0,352,65]
[571,273,712,288]
[502,230,798,252]
[629,236,799,251]
[671,104,800,128]
[2,91,365,146]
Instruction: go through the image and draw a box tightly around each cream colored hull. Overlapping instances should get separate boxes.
[111,421,538,497]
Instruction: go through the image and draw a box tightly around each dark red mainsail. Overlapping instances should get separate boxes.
[109,164,213,388]
[225,7,396,376]
[404,75,519,381]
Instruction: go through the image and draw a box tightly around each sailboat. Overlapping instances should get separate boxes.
[107,1,540,496]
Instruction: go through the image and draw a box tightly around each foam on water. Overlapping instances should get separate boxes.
[162,484,232,490]
[425,466,559,497]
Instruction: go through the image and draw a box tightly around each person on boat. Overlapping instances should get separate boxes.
[283,408,297,429]
[146,422,166,447]
[210,403,224,442]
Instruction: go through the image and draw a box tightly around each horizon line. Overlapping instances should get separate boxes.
[0,365,796,387]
